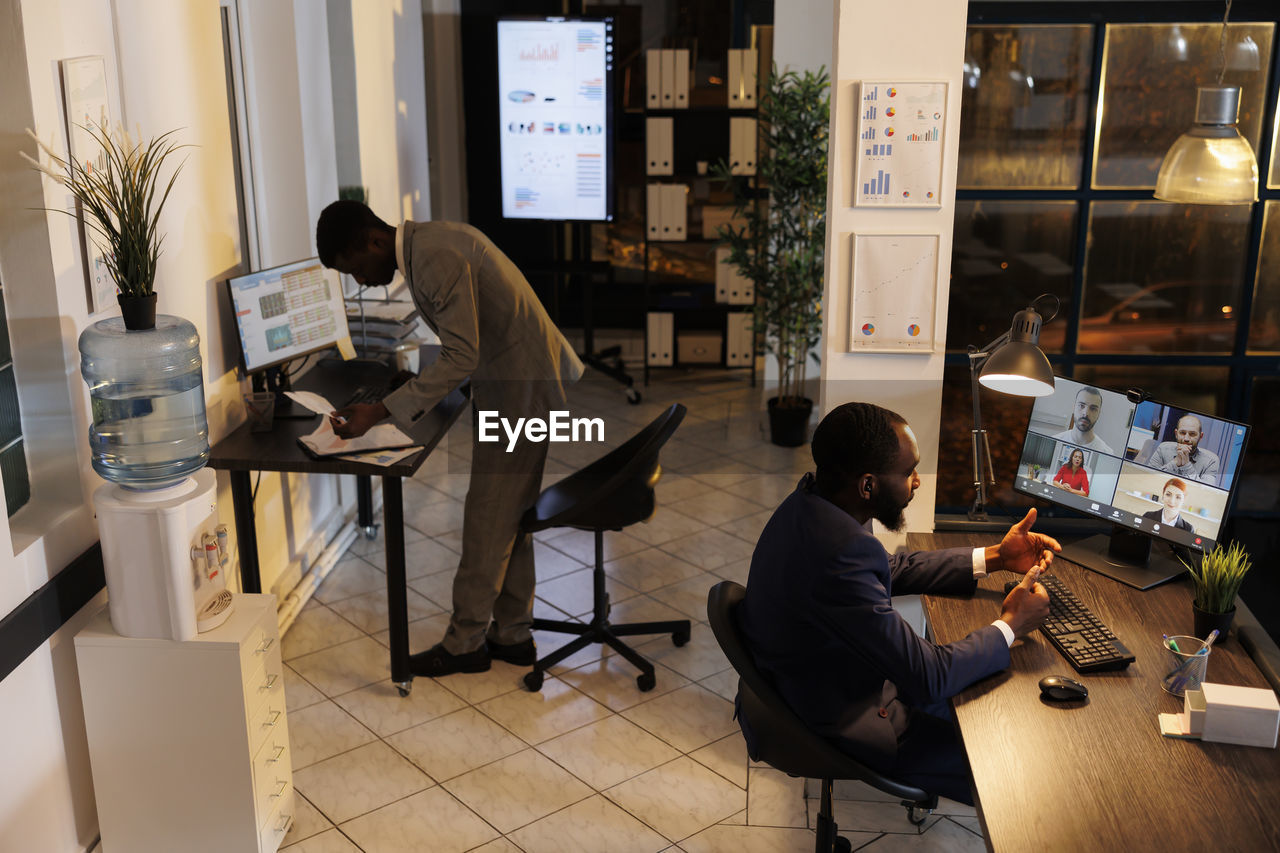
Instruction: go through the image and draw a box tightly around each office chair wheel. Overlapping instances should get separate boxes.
[636,671,656,691]
[523,670,545,692]
[834,836,853,852]
[394,680,412,698]
[673,628,690,647]
[906,804,932,826]
[625,387,641,405]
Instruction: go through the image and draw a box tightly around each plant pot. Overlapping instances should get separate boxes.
[767,396,813,447]
[1192,603,1235,643]
[118,293,158,331]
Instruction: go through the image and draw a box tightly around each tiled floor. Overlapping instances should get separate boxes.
[278,369,985,852]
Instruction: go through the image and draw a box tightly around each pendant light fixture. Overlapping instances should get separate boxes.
[1153,0,1259,204]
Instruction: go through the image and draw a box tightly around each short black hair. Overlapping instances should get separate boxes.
[315,200,392,267]
[811,402,907,494]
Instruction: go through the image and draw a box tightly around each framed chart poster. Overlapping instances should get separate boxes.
[854,81,947,207]
[849,233,938,353]
[59,55,115,314]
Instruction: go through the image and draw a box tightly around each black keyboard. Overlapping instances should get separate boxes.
[1006,573,1135,673]
[342,385,388,407]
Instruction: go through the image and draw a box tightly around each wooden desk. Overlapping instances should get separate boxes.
[209,354,468,695]
[913,532,1280,852]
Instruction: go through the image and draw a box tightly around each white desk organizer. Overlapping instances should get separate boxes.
[1185,682,1280,748]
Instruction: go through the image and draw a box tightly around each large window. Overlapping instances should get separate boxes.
[940,9,1280,525]
[0,273,28,517]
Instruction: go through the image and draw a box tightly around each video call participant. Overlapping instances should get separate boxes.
[1146,414,1220,486]
[1051,448,1090,497]
[1051,386,1115,455]
[739,402,1055,805]
[316,201,583,677]
[1141,478,1195,533]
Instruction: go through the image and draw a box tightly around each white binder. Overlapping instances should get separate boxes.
[740,49,758,107]
[673,49,690,108]
[728,50,743,107]
[715,247,732,303]
[727,313,754,366]
[729,267,755,305]
[646,118,674,175]
[646,49,662,108]
[660,183,687,241]
[646,183,663,240]
[647,312,674,366]
[730,117,757,176]
[661,50,677,108]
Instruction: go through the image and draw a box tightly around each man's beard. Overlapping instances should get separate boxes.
[872,490,908,531]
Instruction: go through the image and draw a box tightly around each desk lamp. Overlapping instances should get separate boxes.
[967,296,1057,521]
[1154,0,1259,204]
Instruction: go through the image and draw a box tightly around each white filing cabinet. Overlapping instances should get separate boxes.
[76,593,294,853]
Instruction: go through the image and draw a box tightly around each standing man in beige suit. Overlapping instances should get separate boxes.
[317,200,583,677]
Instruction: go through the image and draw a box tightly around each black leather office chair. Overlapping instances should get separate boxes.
[519,403,691,692]
[706,580,937,853]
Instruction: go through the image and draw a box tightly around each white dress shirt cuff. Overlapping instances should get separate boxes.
[972,547,988,578]
[991,619,1016,647]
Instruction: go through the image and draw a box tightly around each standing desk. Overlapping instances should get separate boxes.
[208,354,468,696]
[913,531,1280,851]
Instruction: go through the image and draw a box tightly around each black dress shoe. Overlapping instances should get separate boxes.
[409,642,491,677]
[488,638,537,666]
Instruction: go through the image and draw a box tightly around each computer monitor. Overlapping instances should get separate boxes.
[1012,376,1250,589]
[226,258,351,417]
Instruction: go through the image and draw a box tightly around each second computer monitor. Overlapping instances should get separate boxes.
[227,258,351,374]
[1013,376,1248,588]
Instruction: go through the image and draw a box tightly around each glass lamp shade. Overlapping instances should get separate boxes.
[979,342,1056,397]
[1154,87,1259,205]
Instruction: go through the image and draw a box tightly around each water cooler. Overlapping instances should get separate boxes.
[93,467,234,641]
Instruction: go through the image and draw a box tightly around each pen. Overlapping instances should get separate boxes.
[1163,634,1181,653]
[330,414,347,426]
[1196,629,1220,656]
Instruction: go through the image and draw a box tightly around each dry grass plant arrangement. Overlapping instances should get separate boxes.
[22,122,188,298]
[1181,540,1253,614]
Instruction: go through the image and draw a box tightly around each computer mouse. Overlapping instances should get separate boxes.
[1039,675,1088,702]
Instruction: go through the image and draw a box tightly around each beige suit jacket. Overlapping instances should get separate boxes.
[381,221,583,428]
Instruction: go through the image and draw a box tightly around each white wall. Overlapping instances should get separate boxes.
[0,1,432,848]
[821,0,968,545]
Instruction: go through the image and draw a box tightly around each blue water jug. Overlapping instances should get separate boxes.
[78,314,210,489]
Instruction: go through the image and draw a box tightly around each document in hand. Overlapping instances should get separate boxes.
[298,420,419,458]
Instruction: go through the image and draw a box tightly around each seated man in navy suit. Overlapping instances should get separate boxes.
[739,402,1056,805]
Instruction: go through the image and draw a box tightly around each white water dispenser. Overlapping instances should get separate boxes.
[93,467,234,640]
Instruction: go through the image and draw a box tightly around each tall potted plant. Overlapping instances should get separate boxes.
[24,122,209,490]
[714,66,829,446]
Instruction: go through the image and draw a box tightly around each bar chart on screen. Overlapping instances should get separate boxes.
[854,80,947,207]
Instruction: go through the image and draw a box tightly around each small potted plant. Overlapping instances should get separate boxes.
[714,66,829,447]
[1181,541,1253,641]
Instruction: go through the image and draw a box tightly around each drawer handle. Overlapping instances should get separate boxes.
[260,673,279,691]
[272,780,288,798]
[267,745,286,763]
[275,814,291,833]
[265,709,282,728]
[255,637,275,654]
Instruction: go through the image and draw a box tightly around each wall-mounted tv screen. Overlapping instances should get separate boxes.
[497,16,615,222]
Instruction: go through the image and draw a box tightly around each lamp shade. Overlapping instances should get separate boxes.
[979,342,1055,396]
[1154,87,1259,205]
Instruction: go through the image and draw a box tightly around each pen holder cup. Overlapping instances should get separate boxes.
[1161,634,1210,697]
[244,392,276,433]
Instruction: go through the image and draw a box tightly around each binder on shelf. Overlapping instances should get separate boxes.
[715,247,732,303]
[726,312,754,367]
[740,49,758,107]
[729,271,755,305]
[646,183,663,240]
[661,49,677,108]
[673,49,690,108]
[646,117,674,176]
[646,49,662,108]
[660,183,687,241]
[730,117,757,176]
[647,312,674,366]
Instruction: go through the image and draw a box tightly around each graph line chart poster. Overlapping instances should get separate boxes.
[849,233,938,352]
[854,81,947,208]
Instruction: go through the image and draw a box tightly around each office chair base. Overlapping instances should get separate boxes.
[524,616,690,692]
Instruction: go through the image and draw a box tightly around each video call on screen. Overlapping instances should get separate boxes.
[1013,377,1248,552]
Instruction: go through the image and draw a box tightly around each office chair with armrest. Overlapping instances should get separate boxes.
[706,580,937,853]
[519,403,691,692]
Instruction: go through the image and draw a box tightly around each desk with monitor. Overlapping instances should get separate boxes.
[913,536,1280,850]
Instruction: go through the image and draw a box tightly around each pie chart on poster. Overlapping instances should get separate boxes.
[862,324,875,335]
[907,324,921,336]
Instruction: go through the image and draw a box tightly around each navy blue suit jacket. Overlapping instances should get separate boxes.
[739,475,1011,770]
